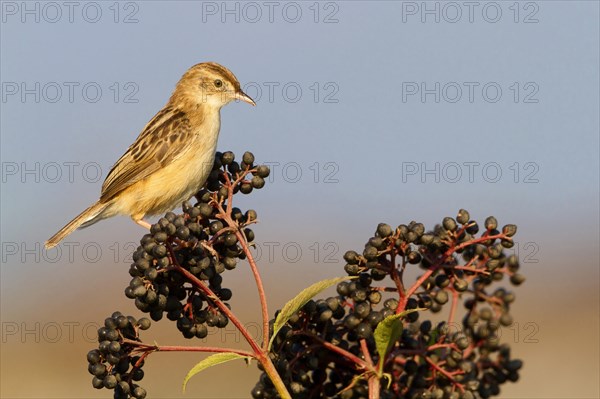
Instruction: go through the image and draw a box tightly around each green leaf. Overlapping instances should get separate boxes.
[269,276,352,350]
[381,372,393,389]
[374,309,421,371]
[182,352,249,393]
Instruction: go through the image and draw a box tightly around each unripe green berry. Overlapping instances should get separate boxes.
[255,165,270,178]
[242,151,255,165]
[434,290,449,304]
[240,183,253,194]
[510,273,526,285]
[443,217,458,231]
[453,279,468,292]
[457,209,470,225]
[221,151,235,165]
[376,223,393,237]
[485,216,498,230]
[502,224,517,237]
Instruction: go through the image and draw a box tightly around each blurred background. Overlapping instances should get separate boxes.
[1,1,598,398]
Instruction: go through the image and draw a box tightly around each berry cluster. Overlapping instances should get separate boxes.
[124,151,268,339]
[84,150,527,399]
[87,312,151,399]
[255,210,523,399]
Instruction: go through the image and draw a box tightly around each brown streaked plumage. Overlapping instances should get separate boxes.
[45,62,255,249]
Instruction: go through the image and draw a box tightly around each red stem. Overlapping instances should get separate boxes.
[220,170,270,351]
[169,227,291,398]
[454,233,509,252]
[360,338,374,367]
[448,288,459,325]
[169,251,262,355]
[124,340,255,358]
[301,332,372,371]
[428,343,459,352]
[453,266,490,275]
[235,229,270,351]
[320,339,370,370]
[368,375,381,399]
[425,356,465,393]
[399,233,511,311]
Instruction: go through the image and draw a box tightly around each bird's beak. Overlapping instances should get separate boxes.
[236,90,256,106]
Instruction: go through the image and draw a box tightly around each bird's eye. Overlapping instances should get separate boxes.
[214,79,223,88]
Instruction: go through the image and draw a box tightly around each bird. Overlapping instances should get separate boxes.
[45,62,255,249]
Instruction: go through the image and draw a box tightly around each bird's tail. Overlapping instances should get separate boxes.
[45,202,108,249]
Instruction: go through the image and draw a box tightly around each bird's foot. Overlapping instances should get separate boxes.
[134,219,152,230]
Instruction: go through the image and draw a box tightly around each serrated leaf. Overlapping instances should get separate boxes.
[374,309,421,370]
[269,276,352,350]
[182,352,249,393]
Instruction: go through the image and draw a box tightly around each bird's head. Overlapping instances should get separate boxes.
[170,62,255,109]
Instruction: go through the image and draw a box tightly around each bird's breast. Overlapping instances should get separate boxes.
[111,112,222,218]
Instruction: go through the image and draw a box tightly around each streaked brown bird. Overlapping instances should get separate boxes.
[45,62,255,249]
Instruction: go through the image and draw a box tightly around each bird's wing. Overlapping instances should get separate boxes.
[100,107,193,202]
